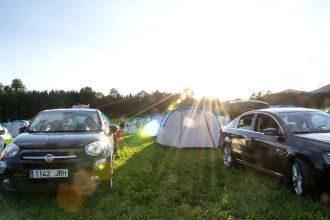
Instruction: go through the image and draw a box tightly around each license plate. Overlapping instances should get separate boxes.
[29,169,68,178]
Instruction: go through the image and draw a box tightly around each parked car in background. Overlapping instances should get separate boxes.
[0,123,12,140]
[0,136,5,153]
[0,108,115,193]
[220,108,330,196]
[5,120,29,138]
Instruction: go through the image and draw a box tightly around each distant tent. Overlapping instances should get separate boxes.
[217,115,229,127]
[6,120,29,138]
[127,117,146,134]
[101,112,112,124]
[123,120,132,132]
[138,114,164,137]
[157,105,221,148]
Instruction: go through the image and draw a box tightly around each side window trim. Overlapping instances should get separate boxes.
[236,113,256,130]
[254,113,285,135]
[99,111,109,131]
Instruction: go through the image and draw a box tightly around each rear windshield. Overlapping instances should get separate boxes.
[27,110,101,133]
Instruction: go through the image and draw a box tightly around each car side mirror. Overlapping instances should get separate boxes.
[109,124,119,134]
[263,128,279,136]
[19,126,27,134]
[0,129,4,135]
[263,128,285,142]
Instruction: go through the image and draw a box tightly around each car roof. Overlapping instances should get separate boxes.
[248,107,320,115]
[41,108,99,113]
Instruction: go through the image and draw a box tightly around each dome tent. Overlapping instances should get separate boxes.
[157,105,221,148]
[138,114,164,137]
[127,117,146,134]
[123,119,132,132]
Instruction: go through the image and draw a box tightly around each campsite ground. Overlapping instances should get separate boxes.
[1,133,330,219]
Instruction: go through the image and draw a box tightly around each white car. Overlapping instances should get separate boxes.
[0,124,12,140]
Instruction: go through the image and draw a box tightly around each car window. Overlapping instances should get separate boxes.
[27,110,101,133]
[255,114,280,132]
[278,111,330,133]
[237,114,254,130]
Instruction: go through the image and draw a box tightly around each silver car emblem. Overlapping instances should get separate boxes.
[45,154,54,162]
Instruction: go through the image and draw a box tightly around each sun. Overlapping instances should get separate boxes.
[190,83,250,101]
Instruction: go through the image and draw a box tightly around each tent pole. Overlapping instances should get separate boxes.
[204,112,216,148]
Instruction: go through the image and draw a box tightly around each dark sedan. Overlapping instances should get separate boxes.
[0,108,115,193]
[220,108,330,196]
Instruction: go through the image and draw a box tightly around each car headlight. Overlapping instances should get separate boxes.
[4,143,19,159]
[85,142,105,156]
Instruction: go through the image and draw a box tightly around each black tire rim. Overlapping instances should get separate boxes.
[223,146,232,166]
[292,162,303,195]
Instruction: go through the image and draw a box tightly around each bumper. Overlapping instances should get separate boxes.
[0,160,112,192]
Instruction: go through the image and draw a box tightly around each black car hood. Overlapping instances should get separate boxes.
[13,132,104,149]
[295,133,330,144]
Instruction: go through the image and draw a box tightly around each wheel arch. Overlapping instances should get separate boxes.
[286,153,316,177]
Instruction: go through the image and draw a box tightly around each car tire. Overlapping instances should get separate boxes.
[222,145,235,167]
[109,159,114,189]
[291,158,315,196]
[97,159,114,193]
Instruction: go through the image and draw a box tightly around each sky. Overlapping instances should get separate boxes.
[1,0,330,101]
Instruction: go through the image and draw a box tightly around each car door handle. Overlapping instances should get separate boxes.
[245,138,251,146]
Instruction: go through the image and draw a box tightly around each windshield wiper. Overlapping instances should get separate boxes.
[312,130,330,133]
[26,129,40,133]
[292,131,313,134]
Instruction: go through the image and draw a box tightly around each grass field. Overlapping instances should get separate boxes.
[1,133,330,219]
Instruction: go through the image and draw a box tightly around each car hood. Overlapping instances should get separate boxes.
[295,133,330,144]
[13,132,104,149]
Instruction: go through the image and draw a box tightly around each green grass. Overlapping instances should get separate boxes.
[1,134,330,219]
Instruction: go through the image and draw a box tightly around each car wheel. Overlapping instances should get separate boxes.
[222,145,234,167]
[291,158,315,196]
[98,159,114,193]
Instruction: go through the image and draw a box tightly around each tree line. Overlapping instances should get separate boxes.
[250,91,330,109]
[0,79,191,121]
[0,79,329,122]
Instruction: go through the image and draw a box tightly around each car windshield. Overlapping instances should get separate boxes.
[27,110,101,133]
[278,111,330,134]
